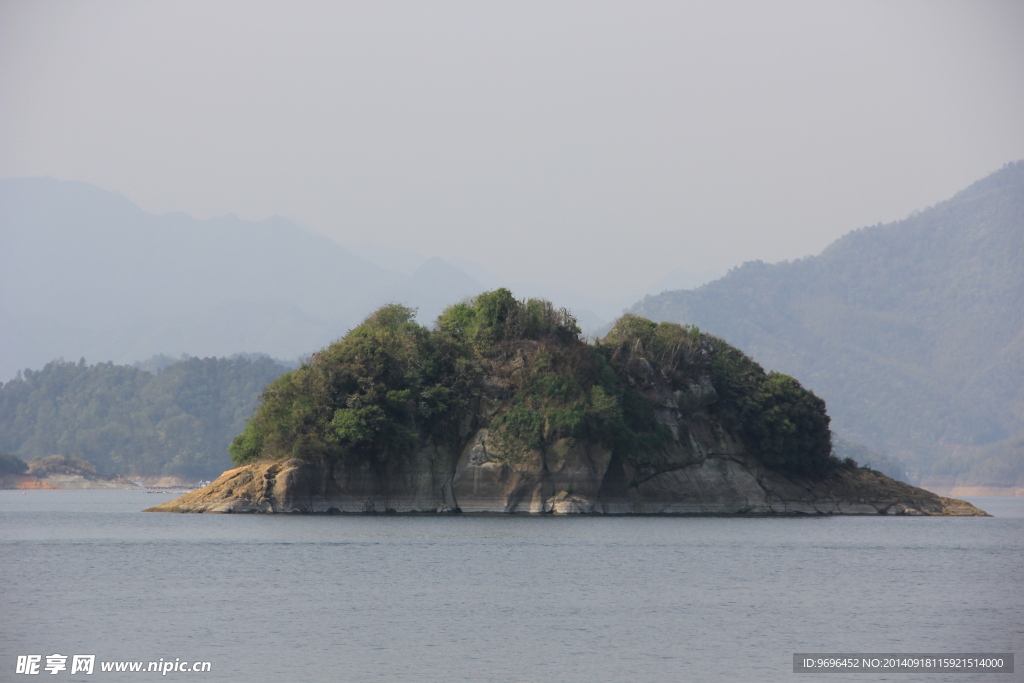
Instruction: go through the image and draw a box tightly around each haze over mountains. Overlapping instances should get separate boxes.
[2,164,1021,487]
[633,161,1024,487]
[0,177,716,381]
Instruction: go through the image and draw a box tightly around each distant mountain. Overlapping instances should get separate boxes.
[0,178,387,376]
[345,245,678,333]
[0,178,495,379]
[631,162,1024,485]
[345,243,429,275]
[0,177,718,381]
[644,266,722,295]
[392,257,486,321]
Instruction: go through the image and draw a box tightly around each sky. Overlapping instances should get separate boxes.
[2,0,1023,300]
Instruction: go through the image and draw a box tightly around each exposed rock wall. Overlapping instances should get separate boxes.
[147,337,987,516]
[147,390,987,516]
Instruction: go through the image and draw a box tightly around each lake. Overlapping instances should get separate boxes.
[2,491,1021,682]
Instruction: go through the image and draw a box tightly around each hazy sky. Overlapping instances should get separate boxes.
[2,0,1023,299]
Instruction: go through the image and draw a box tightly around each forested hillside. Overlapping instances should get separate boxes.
[0,355,291,479]
[632,162,1024,486]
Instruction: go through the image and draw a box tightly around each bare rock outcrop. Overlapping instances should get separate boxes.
[148,409,986,516]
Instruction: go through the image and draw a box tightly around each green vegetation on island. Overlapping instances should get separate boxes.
[231,289,835,478]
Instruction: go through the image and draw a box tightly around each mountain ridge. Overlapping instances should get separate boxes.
[0,177,467,378]
[1,177,708,380]
[631,161,1024,485]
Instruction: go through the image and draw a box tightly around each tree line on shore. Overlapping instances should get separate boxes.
[0,355,292,480]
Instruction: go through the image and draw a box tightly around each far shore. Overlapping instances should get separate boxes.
[918,482,1024,498]
[1,473,206,492]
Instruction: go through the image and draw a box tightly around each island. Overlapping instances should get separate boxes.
[148,290,986,516]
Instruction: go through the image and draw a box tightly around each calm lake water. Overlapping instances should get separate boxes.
[1,491,1021,682]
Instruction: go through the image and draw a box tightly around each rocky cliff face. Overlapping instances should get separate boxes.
[147,378,984,516]
[146,452,986,516]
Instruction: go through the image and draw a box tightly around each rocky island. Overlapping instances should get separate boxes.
[148,290,985,516]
